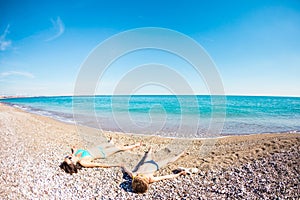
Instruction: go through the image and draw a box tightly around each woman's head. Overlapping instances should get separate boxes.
[132,174,149,193]
[60,160,77,174]
[60,148,82,174]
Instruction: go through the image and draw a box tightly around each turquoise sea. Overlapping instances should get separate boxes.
[1,95,299,138]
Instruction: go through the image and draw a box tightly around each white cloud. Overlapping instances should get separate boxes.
[0,24,12,51]
[45,17,65,41]
[0,71,35,79]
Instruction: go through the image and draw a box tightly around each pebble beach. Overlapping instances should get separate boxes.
[0,103,299,199]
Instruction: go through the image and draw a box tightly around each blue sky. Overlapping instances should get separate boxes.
[0,0,299,96]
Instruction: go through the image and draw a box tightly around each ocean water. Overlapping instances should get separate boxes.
[1,95,299,138]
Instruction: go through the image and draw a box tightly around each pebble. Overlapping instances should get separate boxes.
[0,107,299,199]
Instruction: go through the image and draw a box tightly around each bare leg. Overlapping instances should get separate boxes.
[134,147,159,174]
[119,142,141,151]
[132,149,149,173]
[87,140,118,159]
[92,140,115,149]
[155,151,184,169]
[102,142,141,157]
[101,137,115,148]
[134,148,184,175]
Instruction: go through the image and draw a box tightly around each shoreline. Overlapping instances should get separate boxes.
[1,102,299,165]
[1,101,299,140]
[0,103,299,199]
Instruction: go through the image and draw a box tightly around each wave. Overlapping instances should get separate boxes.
[5,102,75,124]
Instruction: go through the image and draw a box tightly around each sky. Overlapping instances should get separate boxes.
[0,0,300,96]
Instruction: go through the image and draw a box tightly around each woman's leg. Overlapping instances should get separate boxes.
[119,142,141,151]
[134,147,159,174]
[101,137,116,148]
[101,142,141,158]
[89,139,140,159]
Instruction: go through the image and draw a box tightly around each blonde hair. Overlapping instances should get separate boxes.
[132,175,149,193]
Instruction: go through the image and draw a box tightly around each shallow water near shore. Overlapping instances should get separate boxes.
[1,95,300,138]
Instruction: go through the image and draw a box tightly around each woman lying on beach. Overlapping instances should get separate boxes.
[60,138,141,174]
[121,147,186,193]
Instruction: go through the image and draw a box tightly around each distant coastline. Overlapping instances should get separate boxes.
[1,94,300,99]
[0,95,29,100]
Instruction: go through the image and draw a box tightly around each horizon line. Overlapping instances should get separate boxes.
[1,94,299,99]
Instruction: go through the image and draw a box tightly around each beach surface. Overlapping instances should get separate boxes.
[0,103,299,199]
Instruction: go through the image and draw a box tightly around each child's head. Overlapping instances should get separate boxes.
[132,174,149,193]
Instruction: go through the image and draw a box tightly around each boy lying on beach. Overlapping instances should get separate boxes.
[60,138,141,174]
[121,147,186,193]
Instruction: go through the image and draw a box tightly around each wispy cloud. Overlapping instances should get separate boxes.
[0,24,12,51]
[45,17,65,41]
[0,71,35,79]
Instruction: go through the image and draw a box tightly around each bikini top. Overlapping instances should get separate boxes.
[75,149,92,159]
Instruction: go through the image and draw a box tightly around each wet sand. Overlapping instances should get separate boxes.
[0,103,299,199]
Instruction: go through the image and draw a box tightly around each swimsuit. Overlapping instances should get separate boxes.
[75,149,92,158]
[75,142,118,159]
[76,146,107,159]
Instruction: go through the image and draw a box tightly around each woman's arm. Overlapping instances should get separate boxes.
[79,160,120,168]
[149,171,186,183]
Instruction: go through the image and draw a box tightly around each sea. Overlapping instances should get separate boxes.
[1,95,299,138]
